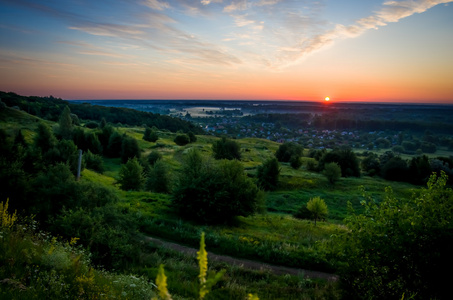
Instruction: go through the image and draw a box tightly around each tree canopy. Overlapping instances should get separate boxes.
[337,172,453,299]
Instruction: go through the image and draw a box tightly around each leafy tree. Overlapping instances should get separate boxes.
[84,149,105,173]
[256,157,280,191]
[361,152,380,176]
[421,141,436,153]
[381,156,408,182]
[147,150,163,166]
[408,155,432,185]
[31,163,79,219]
[319,148,360,177]
[289,155,302,169]
[84,131,102,154]
[13,129,26,148]
[84,121,99,129]
[306,196,328,226]
[338,172,453,299]
[188,131,197,143]
[323,162,341,185]
[107,131,124,157]
[118,158,145,191]
[172,150,258,224]
[391,145,404,154]
[57,105,74,140]
[212,137,241,160]
[121,135,141,163]
[146,159,170,193]
[100,117,107,129]
[143,127,159,142]
[34,122,57,153]
[174,134,190,146]
[275,142,302,162]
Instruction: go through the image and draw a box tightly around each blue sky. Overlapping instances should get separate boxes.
[1,0,452,102]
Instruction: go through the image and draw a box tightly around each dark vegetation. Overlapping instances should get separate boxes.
[0,91,202,134]
[1,92,453,299]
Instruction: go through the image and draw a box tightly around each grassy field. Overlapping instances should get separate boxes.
[92,127,420,274]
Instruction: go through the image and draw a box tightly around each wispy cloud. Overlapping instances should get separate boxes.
[142,0,171,11]
[275,0,453,67]
[224,0,249,12]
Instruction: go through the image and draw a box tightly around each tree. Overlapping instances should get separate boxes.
[381,156,408,181]
[361,153,380,176]
[289,155,302,169]
[174,134,190,146]
[188,131,197,143]
[34,122,57,153]
[275,142,302,163]
[306,196,328,226]
[84,150,104,173]
[256,157,280,191]
[212,137,241,160]
[121,135,141,163]
[323,162,341,185]
[143,127,159,142]
[338,172,453,299]
[58,105,74,140]
[107,131,124,157]
[319,148,360,177]
[147,150,163,166]
[146,159,170,193]
[118,158,144,191]
[172,150,259,224]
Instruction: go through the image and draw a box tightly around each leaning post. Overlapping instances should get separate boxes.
[76,149,83,181]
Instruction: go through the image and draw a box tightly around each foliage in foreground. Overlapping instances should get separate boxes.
[0,202,157,300]
[337,172,453,300]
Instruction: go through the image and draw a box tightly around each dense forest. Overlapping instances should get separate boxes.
[1,93,452,299]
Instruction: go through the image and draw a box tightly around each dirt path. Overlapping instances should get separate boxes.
[145,236,338,282]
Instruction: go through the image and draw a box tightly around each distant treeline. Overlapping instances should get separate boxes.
[0,91,203,134]
[243,111,453,134]
[312,114,453,134]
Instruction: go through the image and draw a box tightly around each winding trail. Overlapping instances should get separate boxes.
[144,236,338,282]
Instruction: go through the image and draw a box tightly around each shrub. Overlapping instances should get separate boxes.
[319,148,360,177]
[289,155,302,169]
[323,162,341,185]
[306,197,328,226]
[143,127,159,142]
[121,135,141,163]
[84,121,99,129]
[84,150,104,173]
[338,172,453,299]
[147,150,163,166]
[275,142,302,163]
[188,131,197,143]
[118,158,145,191]
[212,137,241,160]
[256,157,280,191]
[146,160,170,193]
[174,134,190,146]
[293,204,311,220]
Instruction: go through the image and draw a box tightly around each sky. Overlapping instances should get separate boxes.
[0,0,452,103]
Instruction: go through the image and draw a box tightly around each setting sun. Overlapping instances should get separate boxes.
[325,97,330,101]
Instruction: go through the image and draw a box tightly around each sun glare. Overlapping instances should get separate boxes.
[325,96,330,101]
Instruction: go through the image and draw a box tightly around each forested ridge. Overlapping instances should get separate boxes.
[0,91,203,134]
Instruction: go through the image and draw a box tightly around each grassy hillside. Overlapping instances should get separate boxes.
[3,103,440,299]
